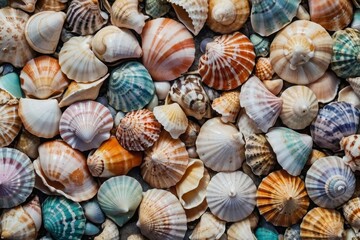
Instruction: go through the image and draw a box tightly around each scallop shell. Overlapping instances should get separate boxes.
[306,71,340,104]
[142,131,189,188]
[0,72,23,99]
[59,36,108,83]
[59,100,113,151]
[189,212,226,240]
[310,101,360,152]
[87,136,143,177]
[0,91,21,147]
[227,213,258,240]
[250,33,270,57]
[94,219,120,240]
[107,61,155,112]
[141,18,195,81]
[270,20,333,85]
[9,0,36,12]
[343,197,360,229]
[212,90,240,123]
[137,189,187,240]
[196,117,245,172]
[341,134,360,171]
[199,32,255,90]
[300,207,344,239]
[145,0,170,18]
[35,0,67,11]
[305,156,355,209]
[255,57,274,81]
[262,79,284,96]
[239,76,283,132]
[81,199,105,224]
[179,119,200,147]
[20,55,69,99]
[184,198,208,223]
[25,11,66,54]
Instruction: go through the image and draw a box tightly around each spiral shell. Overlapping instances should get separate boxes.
[212,90,241,123]
[341,135,360,171]
[189,212,226,240]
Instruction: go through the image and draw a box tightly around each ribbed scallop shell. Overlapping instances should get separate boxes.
[341,135,360,171]
[42,196,86,240]
[59,100,113,151]
[94,219,119,240]
[189,212,226,240]
[97,176,142,227]
[145,0,170,18]
[300,207,344,239]
[331,28,360,78]
[239,76,283,133]
[0,91,21,147]
[196,117,245,172]
[257,170,310,227]
[250,0,301,36]
[141,18,195,81]
[280,86,318,130]
[59,36,108,83]
[87,136,142,177]
[305,156,355,209]
[306,71,340,104]
[142,131,189,188]
[255,57,274,81]
[116,109,161,151]
[227,214,258,240]
[0,72,23,99]
[343,197,360,229]
[310,101,360,152]
[212,90,240,123]
[270,20,333,85]
[107,61,154,112]
[0,148,34,208]
[20,56,69,99]
[35,0,67,11]
[199,32,255,90]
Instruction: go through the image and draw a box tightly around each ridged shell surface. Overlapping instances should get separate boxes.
[343,197,360,229]
[189,212,226,240]
[212,90,240,123]
[145,0,170,18]
[0,91,21,147]
[23,195,42,232]
[35,0,67,11]
[254,57,274,81]
[341,135,360,171]
[227,214,258,240]
[306,71,340,104]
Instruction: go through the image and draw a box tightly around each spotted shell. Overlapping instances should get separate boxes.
[189,212,226,240]
[306,71,340,104]
[212,90,240,123]
[341,135,360,172]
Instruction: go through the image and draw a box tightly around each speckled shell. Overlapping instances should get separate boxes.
[145,0,170,18]
[20,55,69,99]
[137,189,187,240]
[141,18,195,81]
[94,219,119,240]
[300,207,344,239]
[270,20,333,85]
[189,212,226,240]
[341,135,360,171]
[35,0,67,11]
[0,91,21,147]
[310,101,360,152]
[250,33,270,57]
[198,32,255,90]
[212,90,240,123]
[306,71,340,104]
[257,170,310,227]
[250,0,301,36]
[343,197,360,229]
[239,76,283,133]
[305,156,355,209]
[338,86,360,108]
[255,57,273,81]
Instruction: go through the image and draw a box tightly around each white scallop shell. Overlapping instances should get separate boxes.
[189,212,226,240]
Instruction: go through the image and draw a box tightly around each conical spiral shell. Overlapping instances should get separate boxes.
[0,91,21,147]
[189,212,226,240]
[212,90,240,123]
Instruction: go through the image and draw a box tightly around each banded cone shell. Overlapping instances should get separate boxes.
[343,197,360,229]
[341,135,360,171]
[189,212,226,240]
[212,90,241,123]
[255,57,274,81]
[306,71,340,104]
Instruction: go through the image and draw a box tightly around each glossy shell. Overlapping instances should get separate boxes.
[0,72,23,98]
[306,71,340,104]
[250,33,270,57]
[341,135,360,171]
[212,90,240,123]
[81,199,105,224]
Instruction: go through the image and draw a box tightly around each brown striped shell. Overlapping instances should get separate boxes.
[179,119,200,147]
[340,134,360,172]
[343,197,360,229]
[254,57,274,81]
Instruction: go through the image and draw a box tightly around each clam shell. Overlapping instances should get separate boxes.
[189,212,226,240]
[81,199,105,224]
[343,197,360,229]
[0,91,21,147]
[145,0,170,18]
[255,57,274,81]
[179,119,200,147]
[212,90,240,123]
[338,86,360,108]
[306,71,340,104]
[94,219,120,240]
[250,33,270,57]
[35,0,67,11]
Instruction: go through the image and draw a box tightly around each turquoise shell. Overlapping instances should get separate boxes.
[0,72,24,98]
[250,34,270,57]
[81,199,106,224]
[84,222,100,236]
[107,61,155,112]
[255,227,278,240]
[145,0,171,18]
[42,196,86,240]
[351,9,360,30]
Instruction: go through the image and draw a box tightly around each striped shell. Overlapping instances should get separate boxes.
[0,91,21,147]
[306,71,340,104]
[189,212,226,240]
[348,76,360,98]
[341,135,360,171]
[198,32,255,90]
[250,33,270,57]
[22,195,42,233]
[284,224,300,240]
[343,197,360,229]
[145,0,170,18]
[254,57,273,81]
[212,90,240,123]
[35,0,67,12]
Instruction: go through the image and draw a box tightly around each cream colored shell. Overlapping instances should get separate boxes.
[189,212,226,240]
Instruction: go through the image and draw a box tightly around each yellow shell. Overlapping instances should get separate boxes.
[306,149,327,166]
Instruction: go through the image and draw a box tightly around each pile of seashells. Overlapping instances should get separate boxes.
[4,0,360,239]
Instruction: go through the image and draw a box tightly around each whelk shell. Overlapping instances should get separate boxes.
[189,212,226,240]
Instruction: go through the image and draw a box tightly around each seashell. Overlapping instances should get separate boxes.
[0,7,36,68]
[341,134,360,171]
[266,127,312,176]
[21,196,42,233]
[227,213,258,240]
[0,72,23,98]
[284,224,300,240]
[180,120,200,147]
[142,131,189,188]
[212,90,240,123]
[92,26,142,63]
[59,100,113,151]
[154,81,171,101]
[331,28,360,79]
[18,98,62,138]
[20,55,69,99]
[59,36,108,83]
[348,77,360,99]
[306,149,327,166]
[97,176,142,227]
[81,199,105,224]
[343,197,360,229]
[35,0,67,11]
[87,136,143,177]
[300,207,344,239]
[255,227,278,240]
[257,170,310,227]
[245,133,277,176]
[199,32,255,90]
[310,101,360,152]
[250,33,270,57]
[111,0,149,34]
[85,222,100,236]
[351,9,360,30]
[14,129,40,159]
[34,140,99,202]
[184,198,208,222]
[137,189,187,240]
[236,109,262,139]
[250,0,301,36]
[308,0,353,31]
[270,20,333,85]
[94,219,120,240]
[107,61,155,112]
[169,75,210,120]
[25,11,66,54]
[262,79,283,96]
[66,0,108,35]
[119,222,145,240]
[146,94,159,111]
[189,212,226,240]
[305,156,355,209]
[306,71,340,104]
[338,86,360,108]
[280,86,318,130]
[42,196,86,240]
[153,103,188,139]
[196,117,245,172]
[141,18,195,81]
[206,0,250,34]
[145,0,170,18]
[255,57,274,81]
[0,148,35,208]
[9,0,36,12]
[239,76,283,132]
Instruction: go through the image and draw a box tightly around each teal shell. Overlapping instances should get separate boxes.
[107,61,155,112]
[42,196,86,240]
[250,34,270,57]
[81,199,105,224]
[331,28,360,78]
[255,227,279,240]
[84,222,100,236]
[0,72,24,98]
[145,0,171,18]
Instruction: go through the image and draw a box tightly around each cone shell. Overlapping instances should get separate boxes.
[179,119,200,147]
[341,134,360,171]
[35,0,67,11]
[212,90,240,123]
[199,32,255,90]
[141,18,195,81]
[189,212,226,240]
[94,219,120,240]
[343,197,360,229]
[145,0,170,18]
[306,71,340,104]
[300,207,344,239]
[255,57,274,81]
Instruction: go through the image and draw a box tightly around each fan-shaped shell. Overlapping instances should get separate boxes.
[254,57,273,81]
[270,20,333,85]
[227,213,258,240]
[343,197,360,229]
[184,198,208,223]
[189,212,226,240]
[341,134,360,171]
[145,0,170,18]
[348,77,360,98]
[305,156,355,209]
[59,100,113,151]
[338,86,360,108]
[237,109,262,139]
[199,32,255,90]
[306,71,340,104]
[35,0,67,11]
[212,90,240,123]
[141,18,195,81]
[94,219,119,240]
